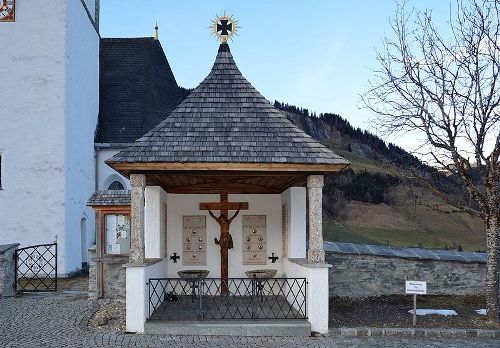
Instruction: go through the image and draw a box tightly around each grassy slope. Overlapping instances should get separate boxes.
[333,149,396,174]
[324,149,486,251]
[324,201,485,251]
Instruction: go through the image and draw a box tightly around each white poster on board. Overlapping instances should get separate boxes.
[106,214,130,254]
[405,280,427,295]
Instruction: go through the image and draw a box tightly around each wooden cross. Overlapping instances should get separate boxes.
[200,193,248,293]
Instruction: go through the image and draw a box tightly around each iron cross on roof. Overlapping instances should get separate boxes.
[217,19,232,36]
[212,14,239,43]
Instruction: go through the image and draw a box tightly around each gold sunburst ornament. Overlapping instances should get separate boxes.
[211,13,239,43]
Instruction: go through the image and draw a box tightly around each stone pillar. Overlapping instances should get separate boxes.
[0,244,19,297]
[130,174,146,263]
[307,175,325,263]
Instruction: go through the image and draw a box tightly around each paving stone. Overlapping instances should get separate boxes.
[0,294,499,347]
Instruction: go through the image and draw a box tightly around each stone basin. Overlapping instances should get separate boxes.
[245,269,277,279]
[177,270,210,280]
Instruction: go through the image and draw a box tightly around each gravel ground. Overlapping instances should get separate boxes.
[330,295,498,329]
[89,299,126,332]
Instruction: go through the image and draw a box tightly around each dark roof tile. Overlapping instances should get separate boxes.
[96,38,182,144]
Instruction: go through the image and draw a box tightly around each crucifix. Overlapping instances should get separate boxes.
[200,193,248,293]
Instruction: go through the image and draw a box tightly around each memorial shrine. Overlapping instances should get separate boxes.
[93,15,349,335]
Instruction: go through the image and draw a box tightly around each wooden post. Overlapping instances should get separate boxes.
[200,193,248,294]
[413,294,417,326]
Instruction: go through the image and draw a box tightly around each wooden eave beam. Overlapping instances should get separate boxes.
[88,205,131,212]
[160,176,289,192]
[165,184,282,194]
[108,162,349,177]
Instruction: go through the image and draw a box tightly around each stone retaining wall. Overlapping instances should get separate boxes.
[85,240,487,299]
[88,246,127,301]
[102,262,126,301]
[0,244,19,297]
[326,249,486,297]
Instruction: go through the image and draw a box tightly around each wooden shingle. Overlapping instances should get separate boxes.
[107,43,349,166]
[87,190,131,206]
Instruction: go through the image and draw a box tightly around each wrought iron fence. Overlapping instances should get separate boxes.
[148,277,307,320]
[15,243,57,292]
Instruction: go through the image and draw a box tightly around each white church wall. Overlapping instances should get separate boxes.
[144,186,167,259]
[165,193,283,279]
[63,0,99,273]
[0,1,101,274]
[280,187,307,258]
[0,2,67,258]
[96,148,130,190]
[82,0,97,20]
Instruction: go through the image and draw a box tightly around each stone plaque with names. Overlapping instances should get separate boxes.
[242,215,267,265]
[182,215,207,266]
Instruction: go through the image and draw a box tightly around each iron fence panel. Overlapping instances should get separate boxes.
[148,277,307,321]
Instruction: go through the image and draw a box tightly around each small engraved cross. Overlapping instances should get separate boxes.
[269,253,279,263]
[170,252,180,263]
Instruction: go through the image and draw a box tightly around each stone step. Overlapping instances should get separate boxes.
[144,319,311,336]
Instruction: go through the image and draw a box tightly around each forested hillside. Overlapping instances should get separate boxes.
[273,101,485,251]
[176,88,484,250]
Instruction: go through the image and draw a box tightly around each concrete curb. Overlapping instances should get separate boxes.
[329,327,500,338]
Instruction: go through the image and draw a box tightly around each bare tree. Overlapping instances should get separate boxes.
[362,0,500,322]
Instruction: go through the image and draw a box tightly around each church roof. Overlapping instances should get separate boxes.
[107,43,348,170]
[96,38,182,144]
[87,190,131,206]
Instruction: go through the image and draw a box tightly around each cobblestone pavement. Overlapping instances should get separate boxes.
[0,296,499,348]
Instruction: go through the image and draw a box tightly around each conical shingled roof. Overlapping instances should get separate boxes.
[107,44,348,167]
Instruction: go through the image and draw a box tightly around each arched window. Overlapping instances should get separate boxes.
[102,174,127,191]
[108,180,125,190]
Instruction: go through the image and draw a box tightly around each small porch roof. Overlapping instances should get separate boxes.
[107,43,349,194]
[87,190,131,207]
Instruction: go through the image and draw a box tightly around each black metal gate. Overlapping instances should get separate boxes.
[15,243,57,292]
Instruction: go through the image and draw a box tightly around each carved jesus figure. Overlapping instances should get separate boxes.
[207,208,241,250]
[200,194,248,294]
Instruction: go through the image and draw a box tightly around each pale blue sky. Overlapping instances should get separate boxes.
[100,0,452,148]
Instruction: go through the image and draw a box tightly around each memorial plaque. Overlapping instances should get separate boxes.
[182,216,207,266]
[242,215,267,265]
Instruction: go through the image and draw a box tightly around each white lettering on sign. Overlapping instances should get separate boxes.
[405,280,427,295]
